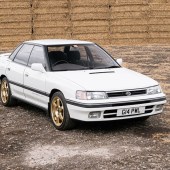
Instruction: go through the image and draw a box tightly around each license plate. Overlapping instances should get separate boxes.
[117,107,145,117]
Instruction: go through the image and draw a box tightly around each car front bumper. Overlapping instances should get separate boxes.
[66,95,166,121]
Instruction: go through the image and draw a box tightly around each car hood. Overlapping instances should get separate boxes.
[55,68,158,91]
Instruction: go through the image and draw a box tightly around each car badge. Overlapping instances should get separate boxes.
[126,91,131,96]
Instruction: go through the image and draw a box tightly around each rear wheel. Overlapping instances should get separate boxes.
[0,77,17,106]
[50,92,75,130]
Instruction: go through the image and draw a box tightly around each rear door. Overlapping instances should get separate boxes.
[23,45,48,109]
[6,44,33,99]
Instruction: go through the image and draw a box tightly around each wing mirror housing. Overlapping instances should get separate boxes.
[31,63,46,73]
[116,58,123,66]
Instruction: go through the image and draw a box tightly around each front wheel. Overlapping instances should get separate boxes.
[50,92,75,130]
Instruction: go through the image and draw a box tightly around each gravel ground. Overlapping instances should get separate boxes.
[0,45,170,170]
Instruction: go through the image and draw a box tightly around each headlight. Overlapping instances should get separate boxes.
[147,85,162,95]
[76,91,108,100]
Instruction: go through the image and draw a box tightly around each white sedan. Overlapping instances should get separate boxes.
[0,39,166,130]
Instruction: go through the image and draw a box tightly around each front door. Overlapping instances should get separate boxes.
[23,45,48,109]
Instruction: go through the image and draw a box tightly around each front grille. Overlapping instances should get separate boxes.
[107,89,147,98]
[145,105,154,114]
[103,109,117,118]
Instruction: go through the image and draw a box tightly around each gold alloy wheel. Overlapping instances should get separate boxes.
[1,80,9,103]
[51,96,64,127]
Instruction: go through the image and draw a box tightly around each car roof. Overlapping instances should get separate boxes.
[24,39,94,46]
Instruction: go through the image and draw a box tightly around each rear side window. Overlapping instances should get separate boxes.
[28,46,46,68]
[9,44,23,60]
[14,44,33,65]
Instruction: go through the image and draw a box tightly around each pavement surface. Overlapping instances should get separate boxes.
[0,45,170,170]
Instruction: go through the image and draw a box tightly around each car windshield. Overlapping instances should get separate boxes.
[47,44,120,71]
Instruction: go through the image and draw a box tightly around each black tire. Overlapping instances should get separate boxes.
[0,77,17,106]
[50,92,76,130]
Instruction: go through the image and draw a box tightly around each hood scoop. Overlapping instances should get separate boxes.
[89,71,115,74]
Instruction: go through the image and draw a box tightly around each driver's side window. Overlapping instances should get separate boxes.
[28,46,46,68]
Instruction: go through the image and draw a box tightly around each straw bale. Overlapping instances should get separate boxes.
[0,1,30,8]
[149,4,170,10]
[150,32,170,38]
[34,21,70,28]
[72,13,109,21]
[72,7,108,14]
[0,34,31,41]
[149,18,170,24]
[0,28,31,36]
[73,20,108,27]
[73,33,108,40]
[0,41,21,51]
[111,38,147,45]
[111,5,149,12]
[148,38,170,44]
[110,18,148,26]
[36,0,68,8]
[34,27,71,34]
[0,22,31,29]
[149,0,168,4]
[0,14,31,23]
[111,32,148,39]
[113,0,148,5]
[73,26,108,34]
[34,7,69,14]
[71,0,109,7]
[111,25,148,33]
[149,25,170,32]
[0,8,31,15]
[150,10,170,17]
[35,14,69,21]
[34,34,72,40]
[111,11,148,19]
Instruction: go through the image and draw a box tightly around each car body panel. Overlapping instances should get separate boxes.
[53,68,158,91]
[0,40,166,122]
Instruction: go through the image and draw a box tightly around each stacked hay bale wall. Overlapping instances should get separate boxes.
[1,0,170,51]
[0,0,32,51]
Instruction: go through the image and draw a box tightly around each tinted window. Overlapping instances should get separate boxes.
[28,46,46,67]
[47,44,119,71]
[14,44,33,65]
[9,44,23,60]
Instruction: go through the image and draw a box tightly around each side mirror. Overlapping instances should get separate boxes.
[116,58,123,66]
[31,63,46,73]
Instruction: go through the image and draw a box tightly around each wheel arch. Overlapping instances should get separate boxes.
[49,89,62,100]
[0,75,7,83]
[47,88,62,116]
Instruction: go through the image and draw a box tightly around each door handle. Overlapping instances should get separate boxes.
[25,73,29,77]
[7,67,10,71]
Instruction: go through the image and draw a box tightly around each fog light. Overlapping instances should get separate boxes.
[88,112,101,119]
[155,104,164,111]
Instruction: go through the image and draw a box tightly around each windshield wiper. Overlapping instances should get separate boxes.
[95,66,119,69]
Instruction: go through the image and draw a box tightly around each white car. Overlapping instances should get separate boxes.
[0,39,166,130]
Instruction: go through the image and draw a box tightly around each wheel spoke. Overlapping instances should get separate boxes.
[59,106,63,112]
[6,91,8,97]
[57,99,60,107]
[1,83,5,89]
[59,113,64,121]
[4,82,7,89]
[56,117,60,124]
